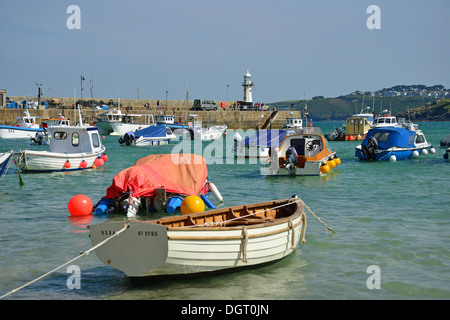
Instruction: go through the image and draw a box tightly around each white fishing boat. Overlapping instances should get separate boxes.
[88,197,306,279]
[0,110,43,139]
[13,109,106,172]
[94,108,123,135]
[109,113,155,136]
[118,126,176,146]
[41,116,70,129]
[184,125,227,141]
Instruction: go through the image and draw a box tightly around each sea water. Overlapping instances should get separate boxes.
[0,121,449,300]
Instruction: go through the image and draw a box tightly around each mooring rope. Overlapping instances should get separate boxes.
[0,223,129,299]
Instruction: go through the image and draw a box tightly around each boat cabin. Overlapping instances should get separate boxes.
[363,127,422,150]
[372,116,398,127]
[155,115,175,125]
[283,117,303,129]
[48,126,104,154]
[345,117,370,135]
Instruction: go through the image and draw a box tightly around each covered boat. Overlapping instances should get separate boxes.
[94,153,222,217]
[233,129,287,158]
[355,124,436,161]
[88,197,306,279]
[264,127,340,176]
[118,126,176,146]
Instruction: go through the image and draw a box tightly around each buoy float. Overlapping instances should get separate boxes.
[180,195,205,215]
[80,160,87,168]
[430,147,436,154]
[327,159,336,169]
[64,160,71,169]
[348,135,354,141]
[94,157,104,167]
[200,194,215,209]
[320,164,330,174]
[389,155,397,162]
[68,194,93,216]
[412,150,419,158]
[334,157,341,166]
[101,154,109,162]
[208,182,223,203]
[421,149,428,156]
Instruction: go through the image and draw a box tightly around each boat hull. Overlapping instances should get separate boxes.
[89,199,306,278]
[109,123,152,136]
[356,145,432,161]
[14,147,106,172]
[0,126,43,139]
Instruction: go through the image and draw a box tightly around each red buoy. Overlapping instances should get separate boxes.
[64,160,71,169]
[94,157,104,167]
[80,160,87,168]
[68,194,93,216]
[101,154,108,162]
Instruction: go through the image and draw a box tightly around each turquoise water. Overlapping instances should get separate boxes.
[0,121,449,300]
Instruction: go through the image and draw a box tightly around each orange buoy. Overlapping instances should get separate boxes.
[64,160,71,169]
[80,160,87,168]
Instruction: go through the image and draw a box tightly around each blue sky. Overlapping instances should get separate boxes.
[1,0,449,103]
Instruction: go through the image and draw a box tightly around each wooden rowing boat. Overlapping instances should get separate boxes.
[88,198,306,279]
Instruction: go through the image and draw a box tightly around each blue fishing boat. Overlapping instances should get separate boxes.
[355,122,436,161]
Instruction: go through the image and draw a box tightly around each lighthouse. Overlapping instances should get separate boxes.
[242,70,253,104]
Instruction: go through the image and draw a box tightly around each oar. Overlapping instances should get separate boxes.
[12,152,24,186]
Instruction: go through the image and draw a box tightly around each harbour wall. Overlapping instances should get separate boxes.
[1,96,300,130]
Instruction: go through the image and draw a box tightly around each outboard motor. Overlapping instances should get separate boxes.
[285,146,298,175]
[118,131,135,146]
[362,136,378,160]
[30,131,45,145]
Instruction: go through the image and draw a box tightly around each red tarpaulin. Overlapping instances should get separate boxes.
[105,154,209,199]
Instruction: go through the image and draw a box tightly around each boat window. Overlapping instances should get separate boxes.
[91,133,100,148]
[373,132,389,142]
[409,135,415,144]
[53,131,67,140]
[72,132,79,146]
[416,134,425,143]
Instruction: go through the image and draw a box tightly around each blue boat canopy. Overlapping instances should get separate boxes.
[133,125,167,138]
[242,129,287,148]
[364,127,416,149]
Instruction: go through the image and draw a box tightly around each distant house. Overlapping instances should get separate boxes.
[382,90,400,97]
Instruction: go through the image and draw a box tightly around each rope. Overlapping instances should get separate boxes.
[0,223,129,300]
[302,201,336,234]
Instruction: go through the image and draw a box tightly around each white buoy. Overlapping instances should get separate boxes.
[430,147,436,154]
[421,149,428,155]
[209,182,223,203]
[412,150,420,157]
[389,155,397,162]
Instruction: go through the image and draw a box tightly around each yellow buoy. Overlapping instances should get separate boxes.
[327,159,336,169]
[320,164,330,174]
[180,195,205,215]
[334,157,341,166]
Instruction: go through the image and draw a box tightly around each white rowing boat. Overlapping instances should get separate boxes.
[89,197,306,279]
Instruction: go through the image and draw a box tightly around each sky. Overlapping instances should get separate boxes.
[1,0,449,103]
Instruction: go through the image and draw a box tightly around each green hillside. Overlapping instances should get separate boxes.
[271,95,438,121]
[395,99,450,121]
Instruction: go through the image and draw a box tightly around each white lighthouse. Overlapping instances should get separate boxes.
[242,70,254,104]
